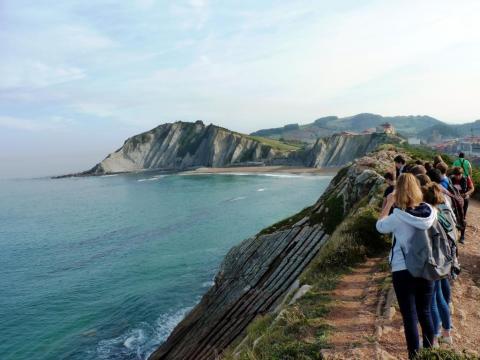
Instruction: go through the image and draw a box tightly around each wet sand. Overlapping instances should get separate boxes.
[180,166,340,176]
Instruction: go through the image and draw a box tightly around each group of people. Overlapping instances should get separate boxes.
[376,152,475,359]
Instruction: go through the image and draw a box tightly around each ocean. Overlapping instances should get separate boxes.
[0,171,332,360]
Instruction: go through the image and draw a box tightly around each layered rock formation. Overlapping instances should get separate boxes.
[304,132,401,168]
[148,151,391,360]
[84,121,297,175]
[68,121,402,177]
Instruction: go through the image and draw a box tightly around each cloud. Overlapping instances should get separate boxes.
[0,61,86,90]
[72,102,116,118]
[189,0,208,9]
[170,0,210,30]
[0,115,73,132]
[135,0,156,10]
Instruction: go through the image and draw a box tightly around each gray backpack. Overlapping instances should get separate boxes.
[401,219,453,281]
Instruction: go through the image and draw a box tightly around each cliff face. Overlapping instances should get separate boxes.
[86,121,295,175]
[305,133,401,168]
[77,122,401,176]
[148,150,394,360]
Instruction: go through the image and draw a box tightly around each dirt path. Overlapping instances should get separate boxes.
[322,200,480,360]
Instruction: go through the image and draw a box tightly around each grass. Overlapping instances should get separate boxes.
[246,135,302,152]
[415,349,480,360]
[309,194,344,235]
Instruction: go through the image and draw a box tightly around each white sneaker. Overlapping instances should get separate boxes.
[440,336,453,345]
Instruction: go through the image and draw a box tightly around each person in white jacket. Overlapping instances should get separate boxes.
[376,173,437,359]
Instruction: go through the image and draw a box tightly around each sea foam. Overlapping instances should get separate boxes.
[97,307,191,360]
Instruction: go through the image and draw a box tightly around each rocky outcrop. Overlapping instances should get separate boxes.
[305,133,402,168]
[148,151,392,360]
[84,121,296,175]
[66,121,402,177]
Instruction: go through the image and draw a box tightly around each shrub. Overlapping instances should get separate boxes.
[415,348,480,360]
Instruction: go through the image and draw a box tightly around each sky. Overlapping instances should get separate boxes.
[1,0,480,178]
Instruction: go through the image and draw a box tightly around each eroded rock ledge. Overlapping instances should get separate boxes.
[148,150,394,360]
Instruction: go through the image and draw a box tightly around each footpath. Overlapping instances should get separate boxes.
[321,199,480,360]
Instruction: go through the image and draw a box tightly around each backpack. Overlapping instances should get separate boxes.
[437,205,461,277]
[444,184,466,230]
[437,204,459,241]
[402,219,453,281]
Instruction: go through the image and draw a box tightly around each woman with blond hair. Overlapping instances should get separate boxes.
[433,155,444,168]
[376,173,436,359]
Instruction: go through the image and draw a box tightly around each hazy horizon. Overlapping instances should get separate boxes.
[2,0,480,178]
[1,113,477,179]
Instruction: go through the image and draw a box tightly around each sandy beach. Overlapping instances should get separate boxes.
[180,166,340,176]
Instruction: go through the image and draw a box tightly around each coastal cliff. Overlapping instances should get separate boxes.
[304,133,401,167]
[74,121,402,177]
[148,150,396,360]
[84,121,299,175]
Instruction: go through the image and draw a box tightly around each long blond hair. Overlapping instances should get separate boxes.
[395,173,423,210]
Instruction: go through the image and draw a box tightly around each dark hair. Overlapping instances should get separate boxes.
[415,160,424,165]
[384,172,395,181]
[403,164,414,173]
[394,155,406,164]
[459,152,465,158]
[416,174,431,186]
[436,162,449,175]
[424,162,433,171]
[429,168,443,183]
[422,183,445,206]
[411,165,427,176]
[452,166,464,176]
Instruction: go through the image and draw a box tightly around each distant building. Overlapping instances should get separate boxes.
[376,122,395,135]
[457,138,480,156]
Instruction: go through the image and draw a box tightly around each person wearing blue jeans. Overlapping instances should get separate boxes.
[441,278,451,304]
[377,174,437,359]
[431,280,453,344]
[420,182,455,345]
[393,270,435,355]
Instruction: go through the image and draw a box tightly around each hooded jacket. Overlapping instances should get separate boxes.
[376,203,437,272]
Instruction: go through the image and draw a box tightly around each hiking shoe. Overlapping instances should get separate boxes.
[440,336,453,345]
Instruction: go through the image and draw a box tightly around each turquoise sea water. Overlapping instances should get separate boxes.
[0,171,332,360]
